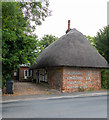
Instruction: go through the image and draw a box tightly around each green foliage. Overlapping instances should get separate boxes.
[101,69,109,89]
[86,35,95,46]
[92,26,109,89]
[38,34,58,53]
[78,86,85,92]
[5,74,12,81]
[86,27,109,90]
[2,1,51,88]
[2,77,5,89]
[19,1,51,32]
[2,2,51,86]
[93,26,109,63]
[88,88,94,91]
[2,2,36,72]
[88,88,92,91]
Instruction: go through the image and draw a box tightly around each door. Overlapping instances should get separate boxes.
[24,70,28,79]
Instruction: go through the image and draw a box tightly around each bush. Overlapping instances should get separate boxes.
[2,77,6,89]
[2,74,12,89]
[101,69,109,89]
[78,86,85,92]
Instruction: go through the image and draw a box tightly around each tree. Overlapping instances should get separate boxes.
[38,34,58,52]
[19,1,51,33]
[2,1,50,84]
[2,2,36,75]
[93,26,109,63]
[92,26,109,89]
[101,69,109,89]
[85,35,95,46]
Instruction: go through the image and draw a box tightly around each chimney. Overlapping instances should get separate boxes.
[68,20,70,30]
[66,20,71,34]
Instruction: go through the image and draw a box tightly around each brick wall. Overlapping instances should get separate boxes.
[33,67,101,92]
[62,67,101,92]
[20,67,29,80]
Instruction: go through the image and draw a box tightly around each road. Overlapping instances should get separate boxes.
[2,95,107,118]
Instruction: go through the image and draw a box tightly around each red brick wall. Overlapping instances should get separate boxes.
[47,67,101,92]
[62,67,101,92]
[12,67,30,81]
[20,67,29,80]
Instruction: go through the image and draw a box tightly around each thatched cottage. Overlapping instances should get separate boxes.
[30,21,109,92]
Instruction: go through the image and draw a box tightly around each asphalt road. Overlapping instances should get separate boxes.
[2,95,107,118]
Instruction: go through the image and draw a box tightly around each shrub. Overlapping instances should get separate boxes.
[78,86,85,92]
[101,69,109,89]
[2,74,12,89]
[2,77,6,89]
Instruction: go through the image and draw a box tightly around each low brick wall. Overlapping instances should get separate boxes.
[62,67,101,92]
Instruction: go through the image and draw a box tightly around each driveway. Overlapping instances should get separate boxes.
[2,81,61,96]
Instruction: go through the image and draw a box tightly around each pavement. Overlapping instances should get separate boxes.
[2,90,109,103]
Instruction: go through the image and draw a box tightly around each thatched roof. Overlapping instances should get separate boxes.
[30,29,109,69]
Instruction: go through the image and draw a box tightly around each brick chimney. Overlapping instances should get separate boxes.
[66,20,71,34]
[68,20,70,30]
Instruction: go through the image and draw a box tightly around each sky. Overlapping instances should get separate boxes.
[35,0,108,39]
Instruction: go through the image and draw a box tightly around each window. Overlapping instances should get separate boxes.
[24,70,29,79]
[30,70,32,77]
[27,70,29,77]
[25,70,27,76]
[14,72,17,76]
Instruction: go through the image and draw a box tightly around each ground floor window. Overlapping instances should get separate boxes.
[14,72,17,76]
[35,69,48,83]
[24,70,29,79]
[30,70,32,77]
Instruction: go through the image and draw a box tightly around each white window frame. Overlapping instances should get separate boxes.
[14,72,17,76]
[24,70,28,79]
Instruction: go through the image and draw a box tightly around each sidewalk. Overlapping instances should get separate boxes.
[2,90,108,103]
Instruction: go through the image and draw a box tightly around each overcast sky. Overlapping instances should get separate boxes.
[35,0,108,38]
